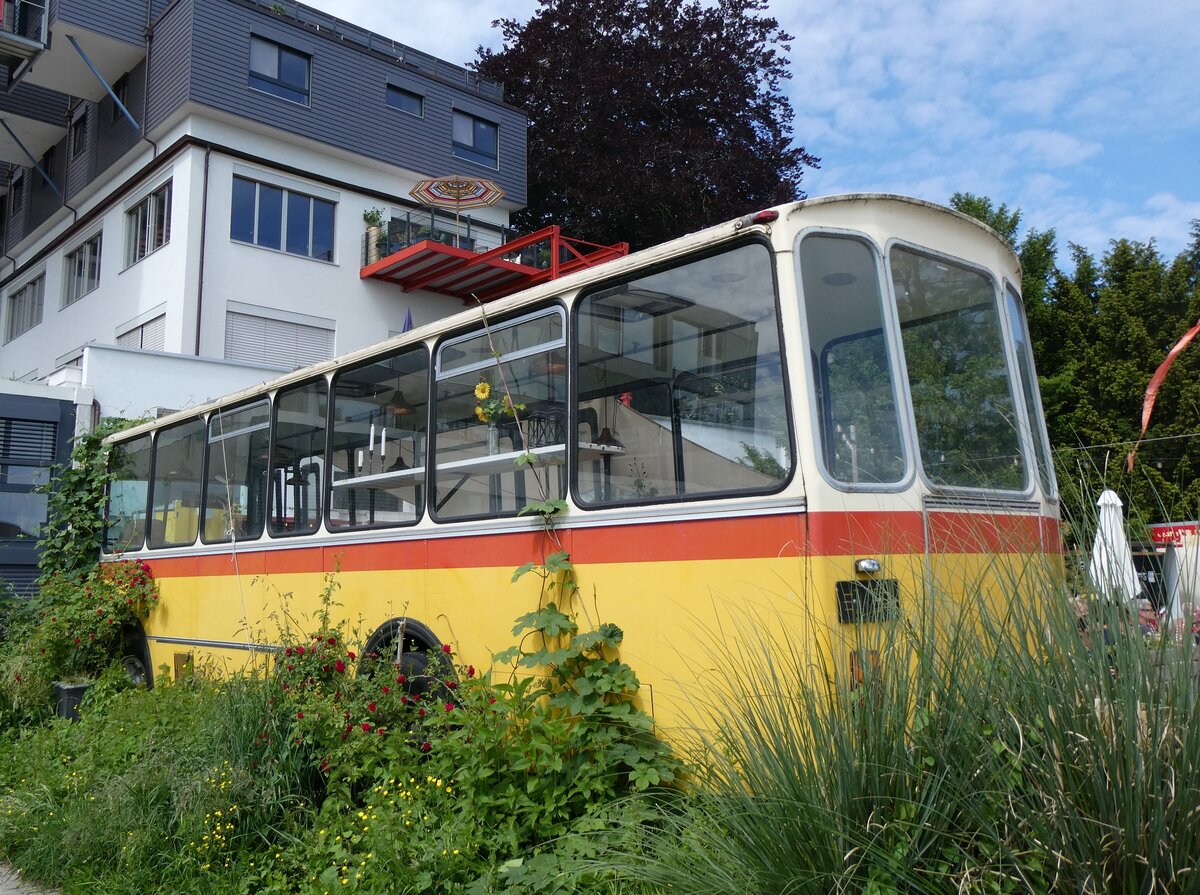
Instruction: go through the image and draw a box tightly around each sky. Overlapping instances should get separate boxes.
[305,0,1200,260]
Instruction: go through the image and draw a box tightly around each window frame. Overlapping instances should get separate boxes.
[248,35,311,106]
[451,110,499,169]
[110,74,129,124]
[386,84,424,117]
[63,232,103,308]
[125,181,171,267]
[5,275,45,343]
[229,174,336,262]
[69,111,87,159]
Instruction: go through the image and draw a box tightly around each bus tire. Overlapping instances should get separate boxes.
[362,617,453,697]
[120,621,154,688]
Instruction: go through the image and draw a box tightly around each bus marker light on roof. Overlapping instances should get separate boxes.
[734,209,779,229]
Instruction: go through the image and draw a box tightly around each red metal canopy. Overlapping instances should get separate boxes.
[360,225,629,304]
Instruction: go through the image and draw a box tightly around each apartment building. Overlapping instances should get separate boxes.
[0,0,529,408]
[0,0,530,593]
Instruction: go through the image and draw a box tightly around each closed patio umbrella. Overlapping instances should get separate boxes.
[1089,489,1140,603]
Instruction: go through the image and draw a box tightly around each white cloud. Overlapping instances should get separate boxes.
[1010,130,1103,168]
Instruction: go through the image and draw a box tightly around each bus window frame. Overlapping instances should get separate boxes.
[270,375,331,539]
[569,234,795,510]
[795,227,915,494]
[430,302,568,525]
[199,398,272,546]
[104,430,153,553]
[147,414,207,549]
[882,236,1034,499]
[328,343,431,533]
[1002,278,1058,500]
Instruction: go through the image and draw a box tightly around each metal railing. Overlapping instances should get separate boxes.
[362,212,515,267]
[248,0,503,100]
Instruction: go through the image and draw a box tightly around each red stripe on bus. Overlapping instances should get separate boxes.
[137,510,1059,578]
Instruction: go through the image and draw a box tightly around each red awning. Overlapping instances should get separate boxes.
[360,225,629,304]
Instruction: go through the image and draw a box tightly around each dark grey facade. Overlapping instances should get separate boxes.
[1,0,526,248]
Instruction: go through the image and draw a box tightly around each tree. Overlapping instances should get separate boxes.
[475,0,818,250]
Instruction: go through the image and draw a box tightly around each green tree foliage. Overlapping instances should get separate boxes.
[954,193,1200,529]
[475,0,819,250]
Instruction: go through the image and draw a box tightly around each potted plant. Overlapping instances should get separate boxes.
[363,206,390,259]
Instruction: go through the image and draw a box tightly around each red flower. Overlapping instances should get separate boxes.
[327,636,337,646]
[396,674,406,684]
[361,722,372,732]
[441,644,453,654]
[418,708,425,718]
[445,703,454,712]
[467,665,475,678]
[381,686,390,694]
[400,695,408,705]
[489,697,496,705]
[296,646,306,656]
[334,659,346,673]
[285,647,293,657]
[445,681,458,690]
[296,711,304,720]
[368,701,377,713]
[347,651,356,660]
[421,741,431,752]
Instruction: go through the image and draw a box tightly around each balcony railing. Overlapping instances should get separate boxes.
[362,212,515,267]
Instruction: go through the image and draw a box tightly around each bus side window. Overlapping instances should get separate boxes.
[270,379,328,536]
[799,234,906,487]
[148,417,205,548]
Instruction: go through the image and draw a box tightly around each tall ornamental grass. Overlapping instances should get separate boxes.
[606,558,1200,895]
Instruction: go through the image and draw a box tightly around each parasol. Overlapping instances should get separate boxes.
[409,175,505,247]
[1089,489,1141,603]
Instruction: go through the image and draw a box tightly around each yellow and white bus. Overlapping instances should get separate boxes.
[102,194,1060,727]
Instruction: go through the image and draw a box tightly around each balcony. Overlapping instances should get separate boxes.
[14,0,144,101]
[0,1,47,78]
[361,218,629,303]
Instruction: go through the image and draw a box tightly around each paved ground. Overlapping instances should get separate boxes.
[0,866,54,895]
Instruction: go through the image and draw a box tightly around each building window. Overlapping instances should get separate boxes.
[63,233,102,307]
[5,276,45,343]
[230,176,335,261]
[249,36,310,105]
[452,111,498,168]
[9,175,23,217]
[116,314,165,351]
[125,181,171,266]
[110,74,129,124]
[386,85,423,117]
[225,310,333,368]
[69,113,87,159]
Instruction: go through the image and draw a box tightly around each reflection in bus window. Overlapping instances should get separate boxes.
[105,433,151,552]
[800,234,906,486]
[330,347,429,529]
[890,247,1026,490]
[575,242,790,505]
[203,400,270,543]
[270,380,327,536]
[1006,286,1056,497]
[434,310,566,520]
[149,418,205,548]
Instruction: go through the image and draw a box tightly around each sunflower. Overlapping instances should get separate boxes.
[474,380,491,401]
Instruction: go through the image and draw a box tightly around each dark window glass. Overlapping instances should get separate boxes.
[257,184,283,250]
[270,380,327,536]
[105,434,151,552]
[330,347,429,530]
[386,85,423,116]
[285,192,311,256]
[230,176,256,243]
[249,36,310,105]
[311,198,334,262]
[149,418,205,548]
[452,111,498,168]
[203,401,271,543]
[575,242,790,506]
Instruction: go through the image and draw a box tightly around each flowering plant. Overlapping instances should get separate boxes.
[473,376,523,424]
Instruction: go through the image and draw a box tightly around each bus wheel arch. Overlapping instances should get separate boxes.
[361,616,453,697]
[120,620,154,688]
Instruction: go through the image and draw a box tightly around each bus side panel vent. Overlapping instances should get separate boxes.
[836,579,899,624]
